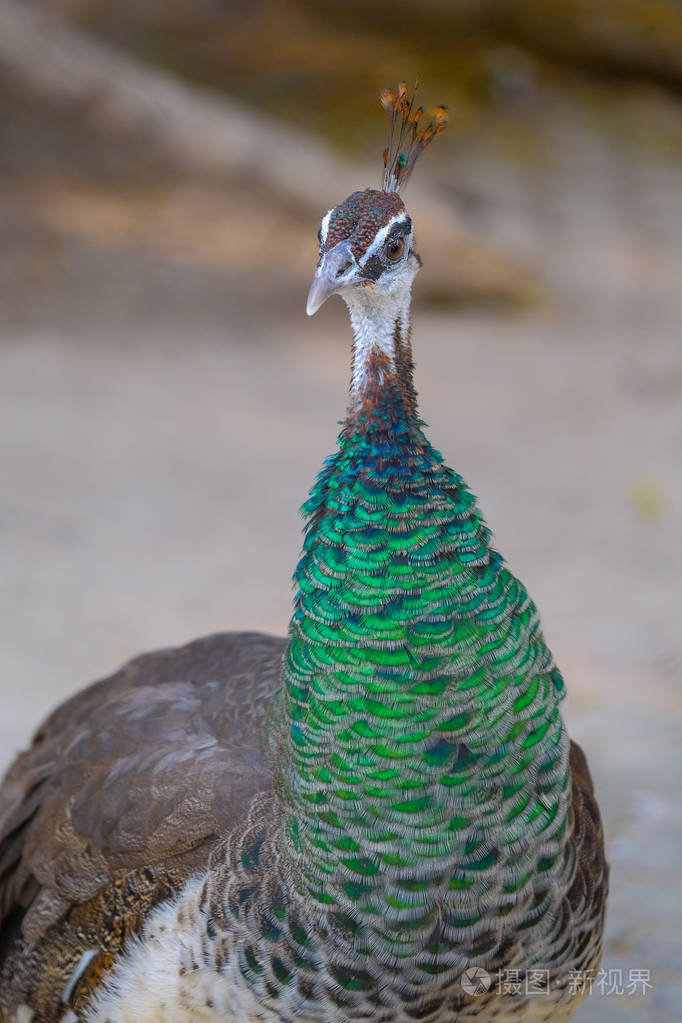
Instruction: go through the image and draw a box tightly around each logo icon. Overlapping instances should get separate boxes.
[461,967,492,996]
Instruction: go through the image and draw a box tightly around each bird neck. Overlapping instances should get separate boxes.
[345,277,417,416]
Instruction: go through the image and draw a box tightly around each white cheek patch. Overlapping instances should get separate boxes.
[359,214,412,267]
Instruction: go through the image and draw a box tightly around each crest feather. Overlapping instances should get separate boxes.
[380,81,448,193]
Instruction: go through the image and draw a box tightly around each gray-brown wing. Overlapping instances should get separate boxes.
[565,740,609,976]
[0,631,286,1014]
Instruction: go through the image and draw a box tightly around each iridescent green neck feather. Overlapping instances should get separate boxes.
[275,303,573,988]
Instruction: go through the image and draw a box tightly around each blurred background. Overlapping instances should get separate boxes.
[1,1,680,1018]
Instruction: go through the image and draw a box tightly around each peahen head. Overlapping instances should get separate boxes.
[305,188,417,316]
[306,83,448,330]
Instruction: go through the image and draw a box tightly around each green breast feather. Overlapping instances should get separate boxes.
[278,380,572,984]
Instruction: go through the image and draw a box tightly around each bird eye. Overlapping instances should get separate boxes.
[386,237,405,261]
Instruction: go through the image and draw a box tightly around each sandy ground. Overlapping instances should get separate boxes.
[1,78,681,1019]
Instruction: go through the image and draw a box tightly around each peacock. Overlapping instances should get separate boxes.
[0,83,607,1023]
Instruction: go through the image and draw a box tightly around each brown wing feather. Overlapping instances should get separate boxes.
[566,739,609,977]
[0,630,286,1016]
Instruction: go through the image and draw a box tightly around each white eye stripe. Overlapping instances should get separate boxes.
[319,209,332,246]
[359,214,412,267]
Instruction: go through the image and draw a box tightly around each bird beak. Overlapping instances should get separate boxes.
[306,240,356,316]
[306,271,337,317]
